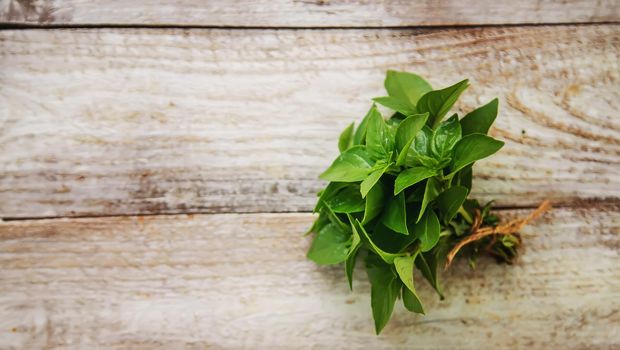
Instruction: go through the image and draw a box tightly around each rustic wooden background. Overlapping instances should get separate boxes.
[1,1,619,349]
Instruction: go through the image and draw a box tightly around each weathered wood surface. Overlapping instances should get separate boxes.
[0,206,618,349]
[1,0,619,27]
[1,25,619,218]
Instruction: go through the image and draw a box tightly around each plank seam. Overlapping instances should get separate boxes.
[1,21,619,31]
[2,199,618,222]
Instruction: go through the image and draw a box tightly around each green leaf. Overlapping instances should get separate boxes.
[373,96,417,115]
[412,126,433,157]
[394,167,437,195]
[435,186,468,224]
[319,146,373,182]
[405,126,437,167]
[384,70,433,107]
[417,79,469,128]
[306,210,330,235]
[453,165,472,193]
[324,185,365,213]
[322,199,351,233]
[417,177,441,223]
[415,252,444,299]
[338,122,355,153]
[365,107,394,160]
[314,182,348,212]
[381,192,408,235]
[395,113,429,158]
[353,219,403,264]
[345,247,360,290]
[413,208,440,252]
[450,134,504,175]
[366,253,402,335]
[353,106,375,145]
[460,98,498,136]
[362,178,385,224]
[394,255,424,314]
[371,222,418,254]
[307,223,351,265]
[431,114,461,160]
[394,254,415,293]
[405,184,426,203]
[345,217,362,290]
[360,163,389,198]
[403,285,425,314]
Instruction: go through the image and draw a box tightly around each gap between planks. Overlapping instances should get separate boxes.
[2,21,620,31]
[2,198,619,222]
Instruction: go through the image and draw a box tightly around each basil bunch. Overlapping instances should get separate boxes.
[307,70,506,334]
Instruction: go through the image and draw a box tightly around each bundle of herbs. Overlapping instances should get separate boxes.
[306,70,550,334]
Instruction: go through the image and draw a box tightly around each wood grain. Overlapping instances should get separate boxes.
[1,26,620,218]
[0,206,618,349]
[0,0,619,27]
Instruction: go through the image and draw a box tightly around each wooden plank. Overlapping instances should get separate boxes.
[1,0,619,27]
[1,26,619,218]
[0,206,618,348]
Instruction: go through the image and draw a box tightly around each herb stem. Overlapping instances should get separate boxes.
[458,205,474,224]
[439,229,452,238]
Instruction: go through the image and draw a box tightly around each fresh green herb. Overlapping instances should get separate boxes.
[306,70,548,334]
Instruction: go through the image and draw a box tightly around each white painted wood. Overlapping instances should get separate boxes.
[0,207,618,348]
[0,0,618,27]
[1,26,619,218]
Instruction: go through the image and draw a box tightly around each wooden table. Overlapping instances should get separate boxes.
[1,1,619,348]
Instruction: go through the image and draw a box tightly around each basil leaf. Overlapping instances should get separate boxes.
[322,199,351,233]
[405,183,426,203]
[431,114,461,160]
[418,237,451,298]
[395,113,430,160]
[405,126,435,167]
[360,163,389,198]
[435,186,468,224]
[373,96,417,115]
[362,178,385,224]
[345,246,360,290]
[324,185,365,213]
[450,134,504,175]
[403,285,425,314]
[319,145,373,182]
[314,182,348,212]
[394,255,424,314]
[306,210,330,235]
[371,222,418,254]
[345,215,362,290]
[413,208,440,252]
[453,165,473,193]
[394,167,437,195]
[366,253,402,335]
[415,252,444,299]
[338,122,355,153]
[352,219,403,264]
[353,106,375,145]
[460,98,498,136]
[412,125,433,157]
[416,177,441,223]
[381,192,408,235]
[307,223,351,265]
[384,70,433,107]
[417,155,441,169]
[365,107,395,160]
[417,79,469,128]
[394,254,416,292]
